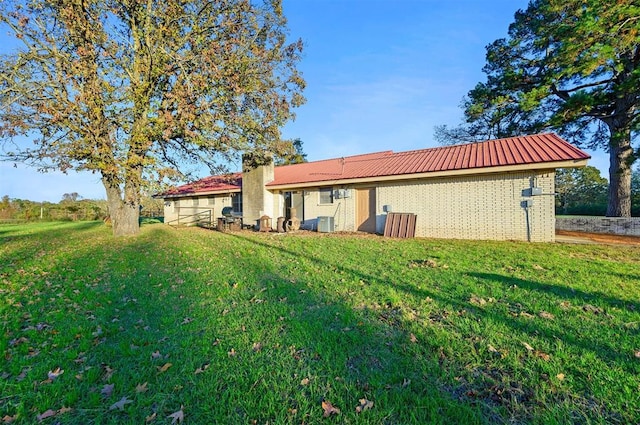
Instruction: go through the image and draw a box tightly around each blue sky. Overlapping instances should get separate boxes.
[0,0,608,202]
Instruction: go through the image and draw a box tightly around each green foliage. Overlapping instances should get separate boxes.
[1,223,639,423]
[274,138,307,165]
[0,195,107,221]
[0,0,305,235]
[438,0,640,216]
[555,166,608,215]
[632,165,640,216]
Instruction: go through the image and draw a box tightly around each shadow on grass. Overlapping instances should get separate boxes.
[224,231,638,421]
[5,225,636,423]
[469,272,639,311]
[227,232,635,365]
[3,225,491,424]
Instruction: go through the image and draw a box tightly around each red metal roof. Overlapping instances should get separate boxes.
[161,173,242,197]
[161,134,589,195]
[268,133,589,186]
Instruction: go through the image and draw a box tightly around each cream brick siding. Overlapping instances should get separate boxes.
[376,171,556,241]
[163,195,233,225]
[301,188,338,230]
[271,172,555,241]
[290,188,355,232]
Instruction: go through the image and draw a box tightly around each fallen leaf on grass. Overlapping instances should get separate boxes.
[321,400,340,417]
[634,350,640,359]
[157,363,172,373]
[136,382,149,393]
[180,317,193,325]
[36,409,56,422]
[521,342,534,352]
[583,304,604,314]
[151,350,162,360]
[102,365,115,381]
[101,383,114,397]
[9,336,28,346]
[300,378,310,386]
[109,396,133,411]
[2,414,17,423]
[35,407,70,423]
[538,311,555,320]
[168,406,184,424]
[145,412,157,423]
[487,345,504,358]
[355,398,374,413]
[556,373,565,381]
[16,369,28,382]
[469,295,487,306]
[47,367,64,380]
[534,350,551,361]
[409,333,417,343]
[194,364,210,374]
[252,342,263,352]
[228,348,236,357]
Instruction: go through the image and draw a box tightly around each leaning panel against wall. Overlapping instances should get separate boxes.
[376,171,555,242]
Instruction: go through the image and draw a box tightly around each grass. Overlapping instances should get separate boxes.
[1,221,639,424]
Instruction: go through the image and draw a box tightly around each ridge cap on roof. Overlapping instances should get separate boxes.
[274,150,394,169]
[387,133,561,157]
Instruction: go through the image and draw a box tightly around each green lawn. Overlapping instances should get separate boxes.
[1,222,639,424]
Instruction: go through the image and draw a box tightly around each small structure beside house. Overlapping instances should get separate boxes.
[158,133,590,242]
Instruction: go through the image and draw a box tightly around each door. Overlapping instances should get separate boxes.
[284,191,304,221]
[356,188,376,233]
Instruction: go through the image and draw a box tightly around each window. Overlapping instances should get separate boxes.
[232,193,243,213]
[319,188,333,204]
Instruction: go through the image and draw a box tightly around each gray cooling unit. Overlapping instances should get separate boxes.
[317,216,334,233]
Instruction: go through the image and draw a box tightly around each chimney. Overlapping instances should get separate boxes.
[241,152,275,226]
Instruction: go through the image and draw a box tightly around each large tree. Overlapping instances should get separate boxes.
[439,0,639,216]
[0,0,305,236]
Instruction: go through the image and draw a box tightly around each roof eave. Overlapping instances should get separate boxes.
[265,158,590,190]
[157,187,242,199]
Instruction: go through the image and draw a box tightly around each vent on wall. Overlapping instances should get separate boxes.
[317,216,334,232]
[333,189,351,199]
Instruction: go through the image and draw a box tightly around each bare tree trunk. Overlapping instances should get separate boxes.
[103,178,140,237]
[606,132,633,217]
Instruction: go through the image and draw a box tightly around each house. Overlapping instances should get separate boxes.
[158,133,590,242]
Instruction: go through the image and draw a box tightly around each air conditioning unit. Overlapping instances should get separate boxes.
[317,216,334,233]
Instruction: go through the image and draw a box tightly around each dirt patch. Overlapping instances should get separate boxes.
[556,230,640,246]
